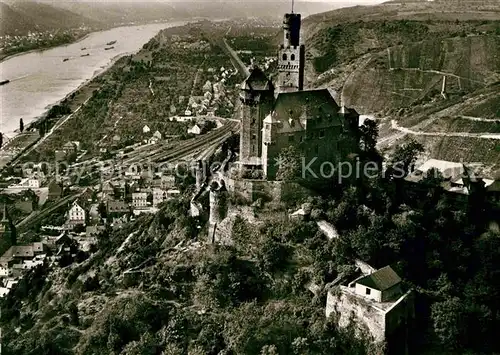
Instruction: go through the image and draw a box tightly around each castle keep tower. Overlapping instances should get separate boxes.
[277,13,305,93]
[239,66,275,167]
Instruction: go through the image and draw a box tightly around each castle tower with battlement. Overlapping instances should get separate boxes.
[232,7,361,200]
[277,12,305,93]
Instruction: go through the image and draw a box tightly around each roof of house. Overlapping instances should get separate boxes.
[132,192,148,198]
[271,89,344,134]
[33,242,43,251]
[188,124,201,133]
[416,159,464,179]
[453,177,495,188]
[241,66,273,91]
[102,181,115,190]
[356,265,401,291]
[63,142,76,149]
[107,199,128,207]
[1,243,44,260]
[55,232,71,244]
[70,201,84,210]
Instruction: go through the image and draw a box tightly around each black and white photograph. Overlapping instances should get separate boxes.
[0,0,499,354]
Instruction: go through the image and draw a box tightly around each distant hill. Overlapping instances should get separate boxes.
[51,2,187,26]
[302,0,500,170]
[0,0,340,36]
[0,1,101,36]
[55,1,339,23]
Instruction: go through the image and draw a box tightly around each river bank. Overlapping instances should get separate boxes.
[0,32,93,64]
[1,21,189,138]
[0,21,187,168]
[0,51,135,169]
[0,19,190,63]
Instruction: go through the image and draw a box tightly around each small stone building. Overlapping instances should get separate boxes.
[326,265,414,354]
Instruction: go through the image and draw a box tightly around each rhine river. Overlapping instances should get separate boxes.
[0,21,186,138]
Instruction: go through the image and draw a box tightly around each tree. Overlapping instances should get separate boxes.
[260,345,279,355]
[276,146,303,181]
[19,118,24,133]
[359,119,378,154]
[257,238,289,272]
[73,224,85,233]
[431,297,465,350]
[39,121,47,137]
[98,202,107,219]
[67,151,78,163]
[421,168,444,203]
[389,138,424,178]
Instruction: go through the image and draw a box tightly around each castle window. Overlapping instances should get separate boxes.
[299,136,303,143]
[288,135,294,143]
[319,130,325,138]
[252,134,257,140]
[366,288,371,295]
[282,53,287,61]
[286,33,289,39]
[265,124,270,130]
[291,54,295,61]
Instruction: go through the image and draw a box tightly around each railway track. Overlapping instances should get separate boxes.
[122,122,237,165]
[86,121,239,180]
[154,122,237,164]
[16,193,81,232]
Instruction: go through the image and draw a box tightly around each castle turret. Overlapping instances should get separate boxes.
[239,65,274,167]
[208,180,228,243]
[209,180,227,226]
[283,12,301,47]
[195,160,206,189]
[0,205,16,246]
[277,13,305,93]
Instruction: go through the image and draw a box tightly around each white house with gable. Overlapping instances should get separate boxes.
[188,124,202,135]
[67,201,86,227]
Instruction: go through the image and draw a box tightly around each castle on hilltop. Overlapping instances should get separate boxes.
[204,10,364,238]
[236,11,360,181]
